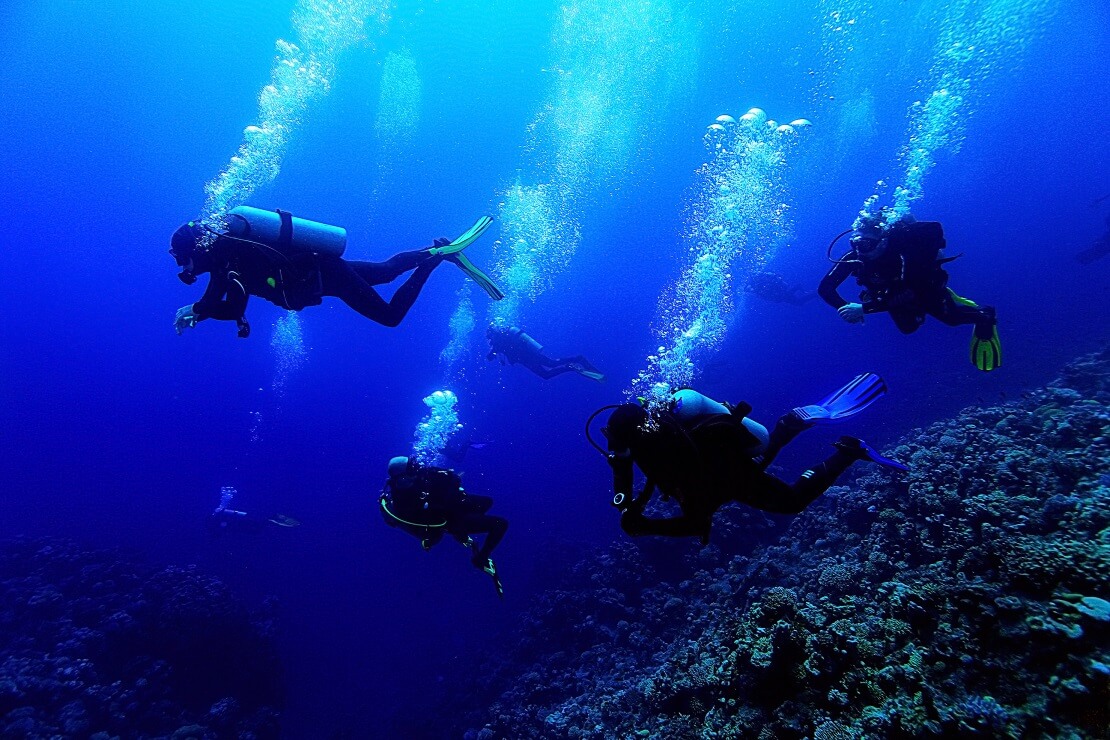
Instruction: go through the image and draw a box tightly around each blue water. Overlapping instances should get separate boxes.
[1,0,1107,735]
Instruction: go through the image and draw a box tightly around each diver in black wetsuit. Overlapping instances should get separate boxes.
[170,209,501,337]
[818,210,1002,371]
[170,220,447,337]
[486,325,605,382]
[380,457,507,596]
[595,382,907,545]
[209,486,299,535]
[745,271,816,305]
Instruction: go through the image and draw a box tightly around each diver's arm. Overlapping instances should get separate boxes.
[193,271,243,321]
[817,259,855,309]
[619,503,710,540]
[194,273,250,336]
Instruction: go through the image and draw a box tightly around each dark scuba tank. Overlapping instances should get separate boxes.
[226,206,347,258]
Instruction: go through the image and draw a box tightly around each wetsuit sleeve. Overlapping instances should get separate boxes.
[620,503,711,542]
[817,258,856,309]
[193,271,248,321]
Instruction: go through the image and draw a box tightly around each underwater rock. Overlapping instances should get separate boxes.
[0,538,282,738]
[444,346,1110,738]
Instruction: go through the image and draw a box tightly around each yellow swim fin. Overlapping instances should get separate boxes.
[428,215,493,256]
[970,323,1002,372]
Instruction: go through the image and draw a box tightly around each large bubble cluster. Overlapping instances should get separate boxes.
[412,390,463,467]
[490,181,580,327]
[270,311,308,396]
[632,110,807,410]
[487,0,694,329]
[540,0,693,190]
[873,0,1054,222]
[374,48,421,150]
[200,0,388,232]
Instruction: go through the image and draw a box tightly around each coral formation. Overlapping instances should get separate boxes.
[449,347,1110,738]
[0,538,281,738]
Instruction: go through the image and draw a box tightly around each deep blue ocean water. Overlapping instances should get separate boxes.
[1,0,1107,736]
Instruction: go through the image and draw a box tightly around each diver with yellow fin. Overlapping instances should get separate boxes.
[819,209,1001,371]
[170,208,503,337]
[380,456,507,597]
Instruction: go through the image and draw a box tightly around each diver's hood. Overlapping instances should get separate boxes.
[388,456,413,477]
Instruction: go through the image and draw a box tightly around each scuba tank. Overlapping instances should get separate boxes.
[673,389,769,456]
[511,327,545,354]
[226,206,347,258]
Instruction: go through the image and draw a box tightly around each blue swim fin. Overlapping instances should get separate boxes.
[792,373,887,425]
[834,435,909,472]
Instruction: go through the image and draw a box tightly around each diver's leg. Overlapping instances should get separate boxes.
[455,514,508,563]
[740,449,859,515]
[319,255,441,327]
[462,494,494,515]
[349,250,431,285]
[755,411,811,470]
[928,291,994,329]
[523,357,569,380]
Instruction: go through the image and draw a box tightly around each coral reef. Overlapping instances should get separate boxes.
[0,538,281,738]
[453,347,1110,738]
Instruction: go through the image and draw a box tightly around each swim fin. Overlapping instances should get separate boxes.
[428,215,494,256]
[971,322,1002,372]
[834,436,909,472]
[449,252,505,301]
[480,557,504,598]
[566,359,605,383]
[792,372,887,425]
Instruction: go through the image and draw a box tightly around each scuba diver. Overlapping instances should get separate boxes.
[745,271,817,306]
[818,210,1002,372]
[588,374,908,544]
[170,207,504,337]
[486,325,605,382]
[1076,202,1110,265]
[210,486,299,535]
[380,456,507,597]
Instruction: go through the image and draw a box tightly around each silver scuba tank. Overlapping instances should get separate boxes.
[226,206,347,258]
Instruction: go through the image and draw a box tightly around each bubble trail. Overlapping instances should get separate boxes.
[487,0,695,329]
[632,110,809,411]
[412,390,463,468]
[200,0,389,233]
[374,48,421,150]
[270,311,307,397]
[864,0,1055,225]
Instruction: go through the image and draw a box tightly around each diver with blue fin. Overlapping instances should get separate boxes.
[486,325,605,382]
[170,208,503,337]
[380,456,507,597]
[819,209,1001,371]
[587,373,908,544]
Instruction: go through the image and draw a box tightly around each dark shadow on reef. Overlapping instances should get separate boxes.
[419,347,1110,739]
[0,538,282,739]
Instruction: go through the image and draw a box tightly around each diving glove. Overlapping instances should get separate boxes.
[837,302,865,324]
[174,305,199,335]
